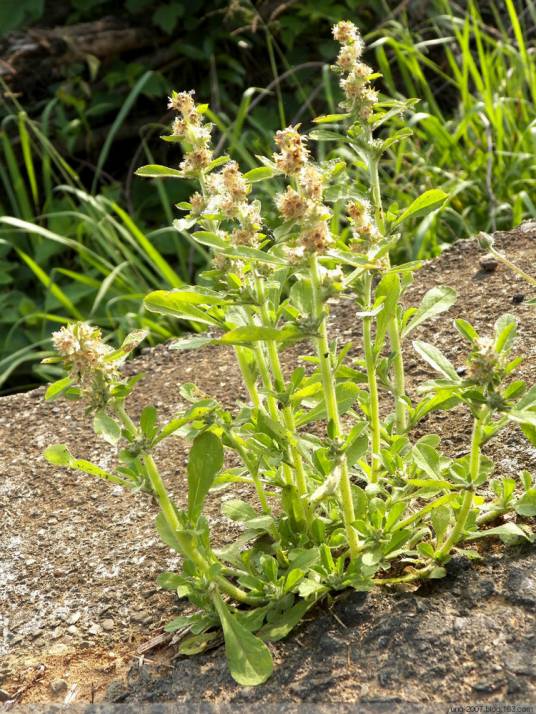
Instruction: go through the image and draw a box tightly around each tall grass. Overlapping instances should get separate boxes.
[1,0,534,391]
[369,0,536,258]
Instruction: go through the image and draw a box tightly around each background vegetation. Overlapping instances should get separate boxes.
[0,0,534,393]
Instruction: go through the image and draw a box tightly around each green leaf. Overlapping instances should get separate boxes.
[44,443,72,466]
[144,290,223,326]
[93,411,121,445]
[431,506,451,543]
[155,511,182,553]
[45,376,73,401]
[454,319,479,344]
[374,273,400,352]
[221,499,257,522]
[515,488,536,517]
[187,431,224,521]
[152,2,184,34]
[258,600,311,642]
[140,406,158,439]
[190,230,230,250]
[413,340,459,380]
[212,593,273,686]
[312,113,351,123]
[218,325,297,345]
[243,167,276,182]
[171,336,214,351]
[466,521,531,541]
[296,382,360,427]
[394,189,448,226]
[494,313,517,353]
[105,330,148,363]
[135,164,183,178]
[402,286,457,338]
[157,572,187,591]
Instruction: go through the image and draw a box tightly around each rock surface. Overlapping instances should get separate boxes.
[1,225,536,705]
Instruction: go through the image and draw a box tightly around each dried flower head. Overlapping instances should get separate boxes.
[275,186,309,221]
[274,125,309,175]
[346,199,381,244]
[180,147,213,175]
[299,222,332,254]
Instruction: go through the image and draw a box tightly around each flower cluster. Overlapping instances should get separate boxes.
[169,90,213,175]
[332,21,378,120]
[274,128,332,258]
[346,198,381,246]
[273,126,309,176]
[52,323,114,376]
[466,337,508,388]
[51,322,120,409]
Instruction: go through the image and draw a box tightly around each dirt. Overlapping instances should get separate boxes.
[1,224,536,708]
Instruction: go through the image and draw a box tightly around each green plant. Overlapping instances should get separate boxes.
[44,22,536,685]
[479,231,536,306]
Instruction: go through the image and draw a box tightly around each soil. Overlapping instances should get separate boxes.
[1,224,536,708]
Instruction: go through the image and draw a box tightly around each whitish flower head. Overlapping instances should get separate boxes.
[299,164,324,202]
[273,125,309,176]
[52,323,114,375]
[332,21,360,45]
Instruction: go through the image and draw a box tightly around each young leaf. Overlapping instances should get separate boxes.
[187,431,224,521]
[140,406,158,439]
[494,313,517,353]
[413,340,459,380]
[243,167,276,182]
[374,273,400,351]
[454,319,479,344]
[402,286,457,338]
[394,189,448,226]
[212,593,273,686]
[45,376,73,401]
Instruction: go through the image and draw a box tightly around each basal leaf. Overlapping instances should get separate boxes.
[212,593,273,686]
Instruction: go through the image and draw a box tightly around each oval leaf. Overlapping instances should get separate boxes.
[212,594,273,686]
[188,431,224,521]
[394,189,448,226]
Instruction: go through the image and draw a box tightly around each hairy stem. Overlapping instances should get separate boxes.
[309,255,360,556]
[436,415,483,560]
[368,154,408,432]
[142,453,257,605]
[362,272,382,483]
[255,277,309,521]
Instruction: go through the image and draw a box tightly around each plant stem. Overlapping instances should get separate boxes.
[142,452,257,605]
[368,153,408,433]
[362,272,382,483]
[436,415,483,560]
[254,277,309,520]
[226,430,270,514]
[234,346,261,409]
[309,255,360,557]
